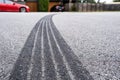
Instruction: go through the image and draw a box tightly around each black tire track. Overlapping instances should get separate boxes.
[47,16,72,80]
[43,19,57,80]
[29,21,43,80]
[9,15,94,80]
[9,20,42,80]
[49,15,94,80]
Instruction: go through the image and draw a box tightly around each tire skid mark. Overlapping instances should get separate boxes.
[27,21,43,80]
[50,17,94,80]
[9,20,42,80]
[47,16,72,80]
[41,19,45,80]
[48,16,75,80]
[9,15,94,80]
[42,20,57,80]
[28,20,44,80]
[46,19,61,80]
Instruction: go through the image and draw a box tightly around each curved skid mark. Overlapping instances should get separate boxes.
[9,20,42,80]
[48,16,76,80]
[46,19,61,80]
[27,21,43,80]
[9,14,94,80]
[50,16,94,80]
[48,16,72,80]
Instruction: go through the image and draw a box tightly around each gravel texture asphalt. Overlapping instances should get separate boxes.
[9,14,93,80]
[0,12,120,80]
[0,13,51,80]
[53,12,120,80]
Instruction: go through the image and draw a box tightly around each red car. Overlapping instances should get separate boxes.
[0,0,30,12]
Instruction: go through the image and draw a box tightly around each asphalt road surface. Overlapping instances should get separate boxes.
[0,12,120,80]
[9,15,93,80]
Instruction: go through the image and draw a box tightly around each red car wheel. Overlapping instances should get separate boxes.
[19,7,26,12]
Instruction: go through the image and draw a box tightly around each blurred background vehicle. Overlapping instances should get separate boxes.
[0,0,30,12]
[55,4,65,12]
[50,4,65,12]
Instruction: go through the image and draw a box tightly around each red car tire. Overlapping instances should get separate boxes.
[19,7,26,12]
